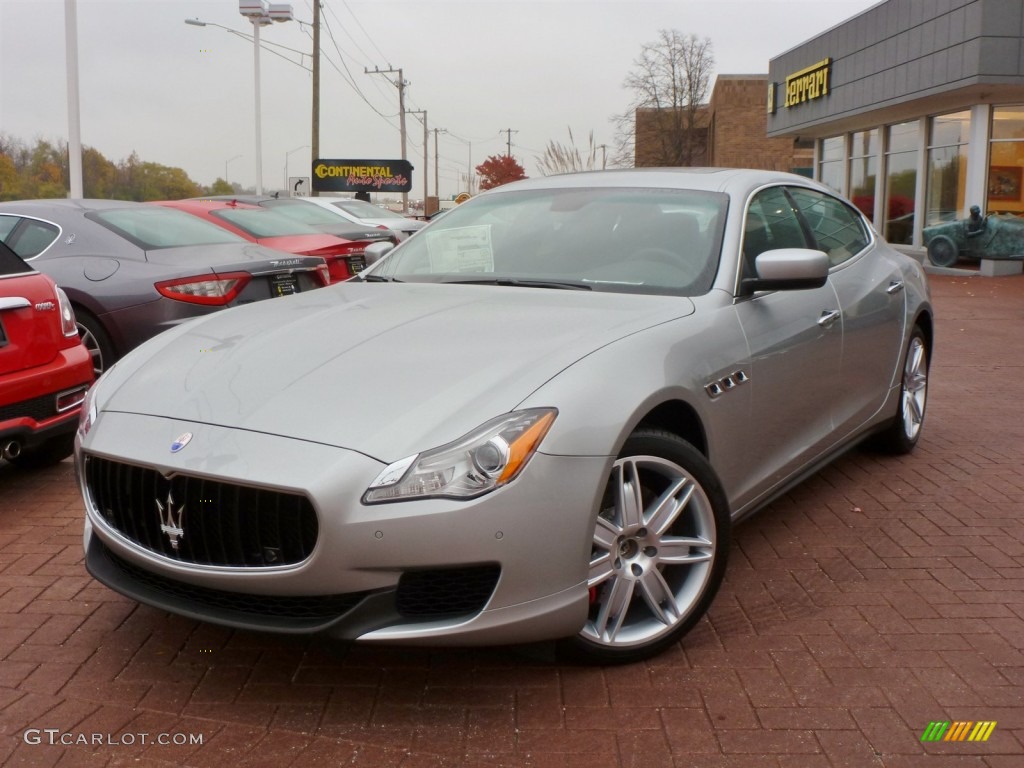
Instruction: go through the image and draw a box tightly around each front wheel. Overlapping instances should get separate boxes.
[565,430,730,664]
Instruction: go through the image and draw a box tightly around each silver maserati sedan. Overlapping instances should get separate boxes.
[76,169,932,663]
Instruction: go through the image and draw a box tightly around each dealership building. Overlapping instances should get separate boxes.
[767,0,1024,247]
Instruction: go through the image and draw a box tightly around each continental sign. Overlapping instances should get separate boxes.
[312,159,413,193]
[782,57,831,109]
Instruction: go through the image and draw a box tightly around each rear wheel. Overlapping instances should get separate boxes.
[870,326,929,454]
[565,430,730,664]
[927,235,958,268]
[75,308,115,377]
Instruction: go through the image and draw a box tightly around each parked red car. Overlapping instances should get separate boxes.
[0,241,93,468]
[154,199,373,282]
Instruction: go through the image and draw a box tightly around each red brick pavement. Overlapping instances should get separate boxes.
[1,273,1022,767]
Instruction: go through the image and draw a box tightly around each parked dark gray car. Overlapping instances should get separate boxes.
[0,200,329,375]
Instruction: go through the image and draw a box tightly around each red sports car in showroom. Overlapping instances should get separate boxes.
[1,241,93,468]
[154,199,373,282]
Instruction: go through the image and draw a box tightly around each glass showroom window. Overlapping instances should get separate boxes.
[926,111,970,227]
[884,121,920,245]
[818,136,845,194]
[988,106,1024,216]
[848,129,879,219]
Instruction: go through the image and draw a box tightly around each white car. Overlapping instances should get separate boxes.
[300,196,428,240]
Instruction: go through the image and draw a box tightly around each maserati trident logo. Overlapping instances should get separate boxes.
[156,490,185,552]
[170,432,193,453]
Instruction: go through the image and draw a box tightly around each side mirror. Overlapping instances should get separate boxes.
[740,248,829,295]
[364,241,395,267]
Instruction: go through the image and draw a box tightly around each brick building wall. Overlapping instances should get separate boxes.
[634,75,812,173]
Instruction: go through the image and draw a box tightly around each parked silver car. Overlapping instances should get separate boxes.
[77,169,932,663]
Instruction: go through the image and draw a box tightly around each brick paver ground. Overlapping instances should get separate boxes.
[1,273,1022,767]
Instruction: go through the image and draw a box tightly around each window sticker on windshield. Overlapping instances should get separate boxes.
[425,225,494,273]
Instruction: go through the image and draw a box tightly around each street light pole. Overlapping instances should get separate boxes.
[252,18,264,194]
[190,2,293,195]
[284,144,308,194]
[226,154,243,186]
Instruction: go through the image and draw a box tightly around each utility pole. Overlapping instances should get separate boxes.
[501,127,518,157]
[408,110,428,214]
[366,66,408,213]
[432,128,446,199]
[311,0,320,195]
[597,143,608,170]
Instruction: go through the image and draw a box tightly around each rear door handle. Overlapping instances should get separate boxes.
[817,309,841,328]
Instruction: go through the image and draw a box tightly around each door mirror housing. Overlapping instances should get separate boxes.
[364,241,395,267]
[740,248,829,295]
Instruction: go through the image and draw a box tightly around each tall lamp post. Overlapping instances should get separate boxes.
[225,154,243,186]
[284,144,308,194]
[187,2,293,195]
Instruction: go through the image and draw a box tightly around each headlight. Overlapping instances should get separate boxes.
[363,408,557,504]
[77,365,116,440]
[77,384,99,440]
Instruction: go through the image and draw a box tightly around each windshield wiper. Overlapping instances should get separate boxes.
[358,273,402,282]
[442,277,592,291]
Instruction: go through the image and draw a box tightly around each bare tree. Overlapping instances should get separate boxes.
[535,127,599,176]
[610,30,714,168]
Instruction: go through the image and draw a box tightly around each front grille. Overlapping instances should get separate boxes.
[396,565,501,618]
[84,455,318,567]
[0,391,58,423]
[103,543,366,622]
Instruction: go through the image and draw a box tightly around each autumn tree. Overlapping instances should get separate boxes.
[205,177,235,195]
[536,127,600,176]
[475,155,527,190]
[611,29,714,168]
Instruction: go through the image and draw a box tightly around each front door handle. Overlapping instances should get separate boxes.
[817,309,841,328]
[886,280,904,295]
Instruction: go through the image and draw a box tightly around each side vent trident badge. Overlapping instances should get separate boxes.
[156,491,185,551]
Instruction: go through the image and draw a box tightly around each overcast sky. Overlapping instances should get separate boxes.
[1,0,880,199]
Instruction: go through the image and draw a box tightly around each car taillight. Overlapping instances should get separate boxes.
[315,264,331,286]
[155,272,250,305]
[55,287,78,337]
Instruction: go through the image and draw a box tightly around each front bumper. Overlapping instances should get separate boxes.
[79,412,607,645]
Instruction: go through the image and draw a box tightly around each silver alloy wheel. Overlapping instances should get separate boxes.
[77,320,104,378]
[581,455,716,650]
[901,334,928,440]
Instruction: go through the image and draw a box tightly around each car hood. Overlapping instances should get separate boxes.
[98,282,694,461]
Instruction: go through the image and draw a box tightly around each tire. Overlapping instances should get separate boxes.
[74,308,115,378]
[870,326,929,455]
[9,434,75,469]
[926,235,959,268]
[564,430,730,664]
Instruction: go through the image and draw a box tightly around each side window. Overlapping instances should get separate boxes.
[742,187,809,278]
[6,218,60,259]
[0,215,18,243]
[787,187,870,267]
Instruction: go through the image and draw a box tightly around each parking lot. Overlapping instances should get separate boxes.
[1,272,1022,767]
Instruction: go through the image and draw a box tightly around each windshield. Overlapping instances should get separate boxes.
[91,207,243,249]
[333,199,407,220]
[211,208,319,238]
[371,187,727,296]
